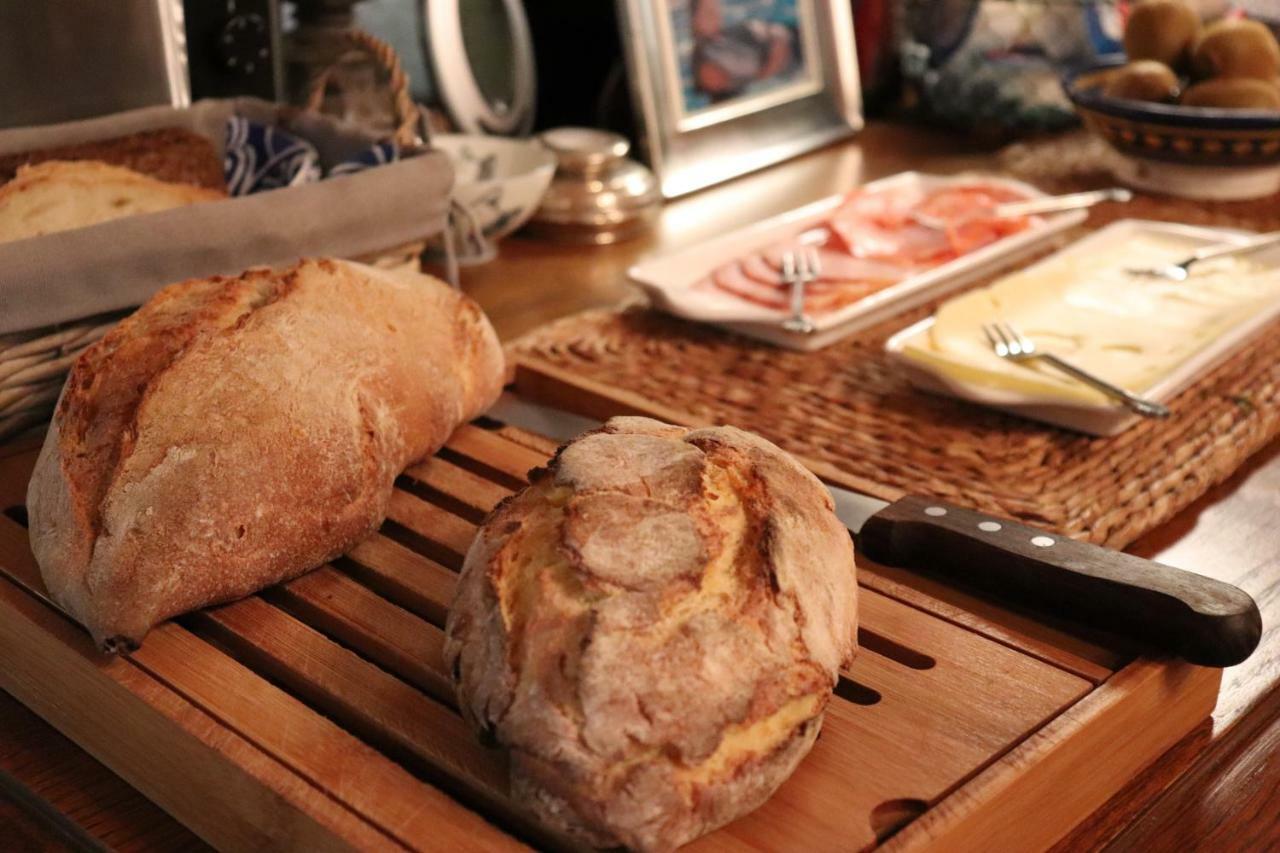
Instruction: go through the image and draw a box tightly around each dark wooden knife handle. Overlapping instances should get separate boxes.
[858,495,1262,667]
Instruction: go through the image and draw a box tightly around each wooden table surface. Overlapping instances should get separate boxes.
[3,121,1278,851]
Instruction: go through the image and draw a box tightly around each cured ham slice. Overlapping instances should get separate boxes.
[826,219,953,264]
[741,253,787,287]
[912,184,1026,222]
[705,257,889,313]
[759,245,910,282]
[946,218,1029,255]
[836,185,923,224]
[713,262,788,309]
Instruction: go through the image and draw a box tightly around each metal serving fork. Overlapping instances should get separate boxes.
[781,247,821,334]
[909,188,1132,231]
[1126,231,1280,281]
[982,322,1170,419]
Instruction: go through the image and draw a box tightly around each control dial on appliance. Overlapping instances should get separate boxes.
[218,10,269,76]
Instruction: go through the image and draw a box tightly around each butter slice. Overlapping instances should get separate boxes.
[902,232,1280,407]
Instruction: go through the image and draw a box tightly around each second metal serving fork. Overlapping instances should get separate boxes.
[909,187,1132,231]
[781,247,821,334]
[982,322,1170,419]
[1126,230,1280,281]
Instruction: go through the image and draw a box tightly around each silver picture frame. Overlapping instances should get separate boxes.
[617,0,862,198]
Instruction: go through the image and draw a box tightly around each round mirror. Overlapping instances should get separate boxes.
[424,0,535,136]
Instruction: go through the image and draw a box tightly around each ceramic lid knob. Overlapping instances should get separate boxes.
[539,127,632,175]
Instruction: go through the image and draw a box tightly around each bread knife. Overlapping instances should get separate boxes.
[488,394,1261,667]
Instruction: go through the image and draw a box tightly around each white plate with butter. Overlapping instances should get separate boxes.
[885,219,1280,435]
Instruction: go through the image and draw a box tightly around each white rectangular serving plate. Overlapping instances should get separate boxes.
[628,171,1087,352]
[884,219,1280,436]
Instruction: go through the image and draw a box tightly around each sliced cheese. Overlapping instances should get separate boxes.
[903,232,1280,406]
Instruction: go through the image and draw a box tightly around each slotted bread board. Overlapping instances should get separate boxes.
[0,422,1219,851]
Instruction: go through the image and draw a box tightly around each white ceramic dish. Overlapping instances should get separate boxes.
[1111,157,1280,202]
[628,171,1087,352]
[432,134,555,240]
[885,220,1280,436]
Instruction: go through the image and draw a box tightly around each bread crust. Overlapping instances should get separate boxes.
[27,259,504,650]
[445,416,857,851]
[0,127,225,190]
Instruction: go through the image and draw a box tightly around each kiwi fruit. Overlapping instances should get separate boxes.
[1181,77,1280,109]
[1104,60,1181,102]
[1124,0,1201,70]
[1191,19,1280,80]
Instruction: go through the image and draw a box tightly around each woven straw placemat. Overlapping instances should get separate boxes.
[511,134,1280,549]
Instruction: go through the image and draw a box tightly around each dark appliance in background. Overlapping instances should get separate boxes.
[184,0,284,102]
[853,0,898,113]
[0,0,282,130]
[520,2,631,135]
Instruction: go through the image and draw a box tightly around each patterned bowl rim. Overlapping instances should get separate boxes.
[1063,54,1280,131]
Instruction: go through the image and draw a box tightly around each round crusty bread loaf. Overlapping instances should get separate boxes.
[27,258,504,651]
[444,416,857,851]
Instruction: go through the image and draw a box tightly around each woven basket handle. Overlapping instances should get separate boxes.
[304,27,488,287]
[304,28,422,149]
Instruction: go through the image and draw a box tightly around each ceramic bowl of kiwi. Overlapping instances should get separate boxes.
[1064,1,1280,199]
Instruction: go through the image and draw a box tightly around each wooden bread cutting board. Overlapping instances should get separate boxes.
[0,421,1218,852]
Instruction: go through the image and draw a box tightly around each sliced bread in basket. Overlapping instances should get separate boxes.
[0,160,225,243]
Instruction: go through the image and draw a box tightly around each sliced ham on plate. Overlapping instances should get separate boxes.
[705,179,1039,319]
[825,183,1035,265]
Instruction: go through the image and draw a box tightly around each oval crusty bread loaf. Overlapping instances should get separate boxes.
[445,416,857,851]
[27,258,504,651]
[0,160,224,244]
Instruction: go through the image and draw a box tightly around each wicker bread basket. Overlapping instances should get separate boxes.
[0,31,436,441]
[0,317,126,439]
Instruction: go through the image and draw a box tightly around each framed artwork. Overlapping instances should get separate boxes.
[617,0,862,197]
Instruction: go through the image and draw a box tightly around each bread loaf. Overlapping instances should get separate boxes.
[445,416,857,851]
[0,160,224,243]
[27,259,504,651]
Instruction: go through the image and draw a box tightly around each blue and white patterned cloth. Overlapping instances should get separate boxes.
[223,116,400,196]
[330,139,400,177]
